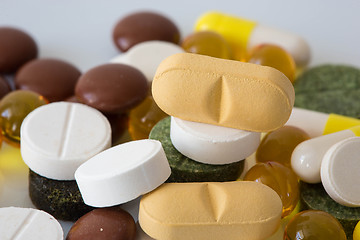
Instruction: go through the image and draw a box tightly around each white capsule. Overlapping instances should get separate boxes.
[170,116,260,164]
[110,40,184,83]
[75,139,171,207]
[21,102,111,180]
[321,137,360,207]
[0,207,63,240]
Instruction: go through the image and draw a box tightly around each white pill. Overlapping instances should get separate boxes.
[321,137,360,207]
[170,117,260,164]
[291,128,357,183]
[0,207,63,240]
[75,139,171,207]
[110,40,184,83]
[21,102,111,180]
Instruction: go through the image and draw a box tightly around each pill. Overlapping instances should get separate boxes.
[353,220,360,240]
[139,181,282,240]
[170,116,260,164]
[0,75,11,99]
[152,53,294,132]
[21,102,111,180]
[113,11,180,52]
[291,126,360,183]
[29,169,94,221]
[256,125,310,168]
[283,210,346,240]
[300,181,360,239]
[0,207,63,240]
[243,161,299,218]
[247,44,296,83]
[149,117,244,182]
[15,58,81,102]
[75,139,171,207]
[110,40,184,83]
[195,11,310,67]
[320,137,360,207]
[75,63,148,114]
[66,208,136,240]
[181,31,232,59]
[0,27,38,73]
[0,90,48,143]
[286,107,360,138]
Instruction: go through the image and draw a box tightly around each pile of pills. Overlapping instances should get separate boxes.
[1,9,359,240]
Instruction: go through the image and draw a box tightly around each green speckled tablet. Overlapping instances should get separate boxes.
[149,117,244,182]
[29,170,93,221]
[294,65,360,118]
[300,181,360,239]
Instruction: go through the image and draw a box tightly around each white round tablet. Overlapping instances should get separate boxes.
[0,207,63,240]
[321,137,360,207]
[170,116,260,164]
[110,40,184,82]
[21,102,111,180]
[75,139,171,207]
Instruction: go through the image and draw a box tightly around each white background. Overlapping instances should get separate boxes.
[1,0,360,72]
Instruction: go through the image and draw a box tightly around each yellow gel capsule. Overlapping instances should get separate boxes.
[247,44,296,83]
[195,11,311,67]
[181,31,232,59]
[354,220,360,240]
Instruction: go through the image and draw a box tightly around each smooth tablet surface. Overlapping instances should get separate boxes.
[170,116,260,164]
[321,137,360,207]
[152,53,294,132]
[110,40,184,82]
[139,181,282,240]
[0,207,63,240]
[75,139,171,207]
[21,102,111,180]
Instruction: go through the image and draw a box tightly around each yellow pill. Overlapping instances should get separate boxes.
[353,220,360,240]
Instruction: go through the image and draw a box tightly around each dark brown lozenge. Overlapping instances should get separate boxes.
[0,27,38,73]
[0,75,11,99]
[15,58,81,102]
[113,11,180,52]
[75,63,148,114]
[66,208,136,240]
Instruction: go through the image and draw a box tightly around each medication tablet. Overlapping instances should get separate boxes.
[0,207,63,240]
[75,139,171,207]
[321,137,360,207]
[21,102,111,180]
[110,40,184,83]
[170,116,260,164]
[139,181,282,240]
[152,53,294,132]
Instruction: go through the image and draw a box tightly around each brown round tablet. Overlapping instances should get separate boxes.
[0,27,38,73]
[75,63,148,114]
[113,11,180,52]
[66,208,136,240]
[15,58,81,102]
[0,75,11,99]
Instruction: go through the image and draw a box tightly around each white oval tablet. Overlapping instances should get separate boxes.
[110,40,184,82]
[21,102,111,180]
[75,139,171,207]
[170,117,260,164]
[0,207,63,240]
[321,137,360,207]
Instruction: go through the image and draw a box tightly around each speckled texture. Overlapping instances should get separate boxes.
[29,170,93,221]
[300,181,360,240]
[294,65,360,118]
[149,117,244,182]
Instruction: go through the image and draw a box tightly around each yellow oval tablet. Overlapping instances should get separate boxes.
[139,181,282,240]
[152,53,294,132]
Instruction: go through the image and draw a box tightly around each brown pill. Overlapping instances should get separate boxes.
[66,208,136,240]
[0,75,11,99]
[0,27,38,73]
[15,58,81,102]
[75,63,148,114]
[113,11,180,52]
